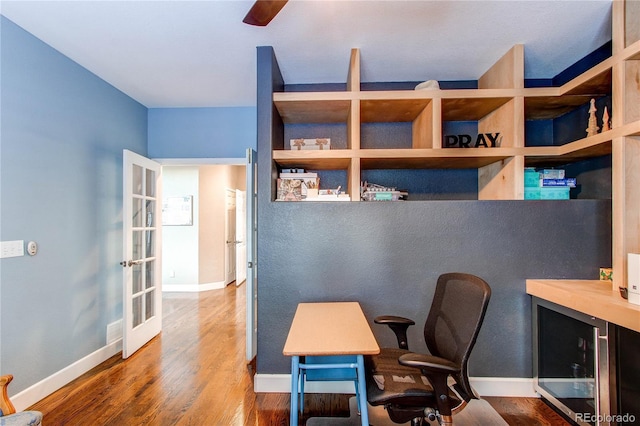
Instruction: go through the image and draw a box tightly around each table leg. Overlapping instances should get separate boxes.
[356,355,369,426]
[290,355,300,426]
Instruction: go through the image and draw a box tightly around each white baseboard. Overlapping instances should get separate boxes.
[162,281,225,292]
[254,374,538,398]
[11,340,122,411]
[470,377,537,397]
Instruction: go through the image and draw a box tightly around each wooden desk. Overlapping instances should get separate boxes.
[526,279,640,332]
[283,302,380,426]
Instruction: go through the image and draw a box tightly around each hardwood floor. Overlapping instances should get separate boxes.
[28,284,572,425]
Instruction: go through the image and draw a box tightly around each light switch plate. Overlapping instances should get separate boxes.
[1,240,25,258]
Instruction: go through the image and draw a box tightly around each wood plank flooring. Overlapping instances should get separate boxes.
[27,284,572,425]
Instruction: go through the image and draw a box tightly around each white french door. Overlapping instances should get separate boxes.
[122,150,162,359]
[235,189,247,286]
[246,149,257,362]
[225,188,237,285]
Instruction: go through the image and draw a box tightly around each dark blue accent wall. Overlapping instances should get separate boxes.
[256,46,612,379]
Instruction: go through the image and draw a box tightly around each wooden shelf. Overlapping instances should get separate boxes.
[273,150,353,170]
[360,97,431,123]
[525,66,612,120]
[359,148,514,169]
[441,94,513,121]
[623,40,640,60]
[274,92,353,124]
[561,61,613,96]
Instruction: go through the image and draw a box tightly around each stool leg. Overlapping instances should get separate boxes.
[300,368,305,415]
[356,355,369,426]
[290,356,300,425]
[354,378,361,414]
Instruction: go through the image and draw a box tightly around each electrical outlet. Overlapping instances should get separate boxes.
[0,240,24,258]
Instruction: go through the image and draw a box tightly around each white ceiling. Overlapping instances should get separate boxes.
[0,0,613,108]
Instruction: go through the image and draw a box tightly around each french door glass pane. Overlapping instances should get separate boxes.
[132,164,143,196]
[132,263,143,294]
[132,198,143,228]
[145,290,155,320]
[146,230,155,258]
[146,200,155,227]
[132,230,143,260]
[146,260,155,290]
[146,169,155,197]
[132,295,143,327]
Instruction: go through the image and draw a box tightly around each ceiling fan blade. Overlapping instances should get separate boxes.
[243,0,288,26]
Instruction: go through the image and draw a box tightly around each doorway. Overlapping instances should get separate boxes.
[160,162,246,292]
[154,154,257,362]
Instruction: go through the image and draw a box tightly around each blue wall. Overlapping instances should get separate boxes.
[1,16,258,397]
[0,17,147,392]
[148,107,256,158]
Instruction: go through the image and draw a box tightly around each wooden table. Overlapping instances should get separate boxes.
[283,302,380,426]
[526,279,640,333]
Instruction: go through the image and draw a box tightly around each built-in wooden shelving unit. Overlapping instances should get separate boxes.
[269,0,639,287]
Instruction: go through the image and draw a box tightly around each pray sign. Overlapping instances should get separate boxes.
[443,133,502,148]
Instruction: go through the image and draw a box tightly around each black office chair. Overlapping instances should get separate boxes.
[366,272,491,426]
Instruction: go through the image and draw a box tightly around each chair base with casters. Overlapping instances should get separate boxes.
[0,375,43,426]
[365,273,491,426]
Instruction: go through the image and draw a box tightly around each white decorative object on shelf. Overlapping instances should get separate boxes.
[586,98,599,137]
[414,80,440,90]
[289,138,331,150]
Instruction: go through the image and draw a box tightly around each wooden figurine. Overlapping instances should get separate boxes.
[601,106,611,132]
[586,98,599,137]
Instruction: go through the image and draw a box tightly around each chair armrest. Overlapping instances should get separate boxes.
[374,316,415,350]
[398,352,459,375]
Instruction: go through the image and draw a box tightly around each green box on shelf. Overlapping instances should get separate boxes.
[524,187,570,200]
[540,186,570,199]
[525,187,540,199]
[524,168,541,188]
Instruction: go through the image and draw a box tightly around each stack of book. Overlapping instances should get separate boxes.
[524,168,575,200]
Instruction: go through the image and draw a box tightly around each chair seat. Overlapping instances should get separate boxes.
[0,411,43,426]
[366,347,463,407]
[367,347,438,406]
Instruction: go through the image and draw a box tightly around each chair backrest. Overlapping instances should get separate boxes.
[423,273,491,399]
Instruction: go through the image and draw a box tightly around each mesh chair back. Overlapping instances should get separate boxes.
[423,273,491,399]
